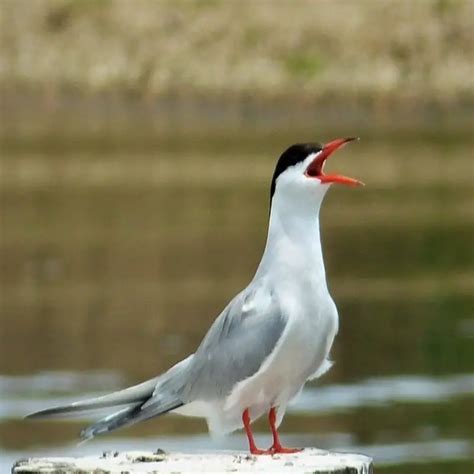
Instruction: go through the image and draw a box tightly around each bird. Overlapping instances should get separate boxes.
[26,138,363,455]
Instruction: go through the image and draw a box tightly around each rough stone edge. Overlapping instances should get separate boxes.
[12,449,373,474]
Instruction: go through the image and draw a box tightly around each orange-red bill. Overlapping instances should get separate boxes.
[305,137,363,186]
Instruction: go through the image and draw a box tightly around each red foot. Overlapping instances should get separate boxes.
[249,447,272,455]
[243,409,272,455]
[242,407,303,455]
[269,444,302,454]
[267,407,302,454]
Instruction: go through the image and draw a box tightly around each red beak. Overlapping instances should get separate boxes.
[305,137,363,186]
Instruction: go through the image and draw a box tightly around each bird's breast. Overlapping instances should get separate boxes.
[273,274,338,374]
[264,244,338,372]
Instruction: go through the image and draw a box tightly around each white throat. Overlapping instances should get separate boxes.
[255,185,329,281]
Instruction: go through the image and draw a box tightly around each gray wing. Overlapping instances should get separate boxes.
[180,279,287,401]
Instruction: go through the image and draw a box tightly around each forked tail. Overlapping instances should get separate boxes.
[26,356,192,439]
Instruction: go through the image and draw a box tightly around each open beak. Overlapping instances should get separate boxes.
[305,137,363,186]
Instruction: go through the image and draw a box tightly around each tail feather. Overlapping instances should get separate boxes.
[80,399,183,440]
[80,404,141,440]
[26,356,194,439]
[25,376,160,419]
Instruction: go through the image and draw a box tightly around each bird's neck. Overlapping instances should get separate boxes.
[256,194,327,280]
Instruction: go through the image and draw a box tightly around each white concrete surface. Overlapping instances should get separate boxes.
[13,448,373,473]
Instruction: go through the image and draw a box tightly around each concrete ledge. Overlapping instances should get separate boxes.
[12,448,373,473]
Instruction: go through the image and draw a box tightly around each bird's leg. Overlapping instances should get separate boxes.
[268,407,302,454]
[242,408,271,455]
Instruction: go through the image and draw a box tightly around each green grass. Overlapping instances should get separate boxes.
[284,53,325,80]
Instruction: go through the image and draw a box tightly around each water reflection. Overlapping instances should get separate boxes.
[2,372,474,420]
[0,134,473,472]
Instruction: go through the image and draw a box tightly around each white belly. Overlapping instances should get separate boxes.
[194,295,338,434]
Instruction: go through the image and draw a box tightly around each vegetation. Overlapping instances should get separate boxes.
[1,0,472,103]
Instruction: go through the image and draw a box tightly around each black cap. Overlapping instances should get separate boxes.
[270,143,322,199]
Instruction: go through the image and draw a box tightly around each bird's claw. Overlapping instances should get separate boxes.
[249,447,272,455]
[269,445,302,454]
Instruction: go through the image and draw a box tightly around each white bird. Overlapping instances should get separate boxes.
[27,138,363,454]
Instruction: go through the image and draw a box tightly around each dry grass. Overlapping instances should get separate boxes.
[1,0,473,102]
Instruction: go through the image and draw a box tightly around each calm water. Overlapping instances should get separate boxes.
[0,131,473,473]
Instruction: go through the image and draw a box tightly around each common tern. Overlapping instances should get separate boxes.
[27,138,362,454]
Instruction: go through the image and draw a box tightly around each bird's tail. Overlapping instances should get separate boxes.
[25,376,160,419]
[26,356,192,439]
[79,397,183,440]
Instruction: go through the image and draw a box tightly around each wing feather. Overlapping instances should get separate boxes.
[181,280,286,401]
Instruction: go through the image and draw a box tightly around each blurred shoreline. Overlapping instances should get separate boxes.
[2,0,473,146]
[2,90,473,151]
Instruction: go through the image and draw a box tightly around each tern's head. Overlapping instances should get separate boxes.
[270,138,363,209]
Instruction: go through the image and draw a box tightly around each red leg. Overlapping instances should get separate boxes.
[268,407,302,454]
[242,409,271,455]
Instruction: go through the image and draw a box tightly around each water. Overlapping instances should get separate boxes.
[0,132,473,473]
